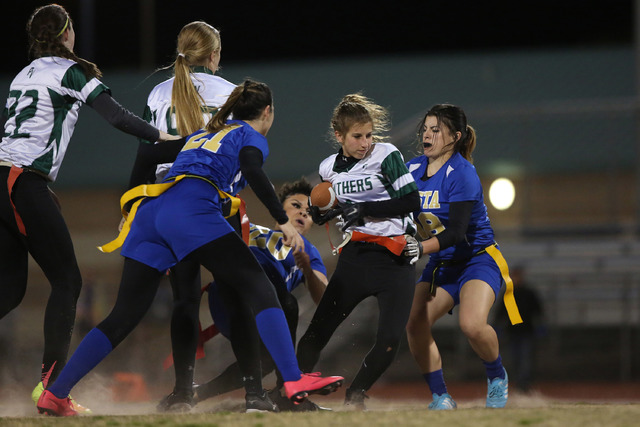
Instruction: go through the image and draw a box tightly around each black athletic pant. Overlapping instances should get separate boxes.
[167,211,243,397]
[0,167,82,384]
[97,231,282,361]
[195,274,299,399]
[296,241,415,392]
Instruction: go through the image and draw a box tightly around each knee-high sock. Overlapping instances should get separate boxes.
[47,328,113,398]
[254,307,300,382]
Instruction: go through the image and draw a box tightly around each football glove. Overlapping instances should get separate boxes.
[339,202,365,232]
[403,234,423,265]
[308,204,344,225]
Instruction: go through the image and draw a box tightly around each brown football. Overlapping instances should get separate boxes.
[310,181,338,212]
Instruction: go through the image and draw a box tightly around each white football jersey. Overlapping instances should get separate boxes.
[319,142,417,236]
[0,57,109,181]
[142,67,235,181]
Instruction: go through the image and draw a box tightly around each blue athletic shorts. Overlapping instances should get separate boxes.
[121,178,234,272]
[419,251,503,307]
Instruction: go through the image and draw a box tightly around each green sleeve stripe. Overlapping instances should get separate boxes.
[61,64,89,91]
[85,84,109,104]
[381,150,418,197]
[138,105,155,144]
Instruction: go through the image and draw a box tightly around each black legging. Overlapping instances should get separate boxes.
[195,275,299,400]
[296,241,415,392]
[97,231,282,352]
[167,211,244,396]
[0,167,82,384]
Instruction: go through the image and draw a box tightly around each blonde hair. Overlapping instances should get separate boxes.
[330,93,390,147]
[171,21,221,136]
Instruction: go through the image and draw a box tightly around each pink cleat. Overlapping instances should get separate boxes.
[37,390,78,417]
[283,372,344,404]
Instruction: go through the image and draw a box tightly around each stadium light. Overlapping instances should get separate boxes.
[489,178,515,211]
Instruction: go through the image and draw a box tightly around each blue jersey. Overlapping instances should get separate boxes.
[165,119,269,195]
[406,152,495,261]
[249,224,326,293]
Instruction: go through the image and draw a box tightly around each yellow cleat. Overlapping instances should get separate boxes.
[32,381,92,414]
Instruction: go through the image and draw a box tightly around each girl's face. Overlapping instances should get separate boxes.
[422,115,458,160]
[282,193,312,234]
[336,121,373,159]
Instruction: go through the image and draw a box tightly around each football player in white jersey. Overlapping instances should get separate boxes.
[0,3,176,413]
[297,94,421,410]
[126,21,236,412]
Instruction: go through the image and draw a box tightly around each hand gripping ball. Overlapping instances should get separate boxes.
[310,181,338,212]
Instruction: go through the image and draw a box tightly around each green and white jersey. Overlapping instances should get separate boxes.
[141,67,235,181]
[0,56,109,181]
[319,142,417,236]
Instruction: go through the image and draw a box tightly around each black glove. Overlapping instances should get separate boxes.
[308,204,344,225]
[403,234,423,265]
[339,202,365,231]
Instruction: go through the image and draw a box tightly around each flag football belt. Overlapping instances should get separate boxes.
[2,162,50,236]
[98,174,243,253]
[331,230,407,256]
[431,242,522,325]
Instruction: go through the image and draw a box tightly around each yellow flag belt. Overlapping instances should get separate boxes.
[98,174,241,253]
[485,244,523,325]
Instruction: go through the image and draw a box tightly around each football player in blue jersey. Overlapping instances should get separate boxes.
[192,178,332,412]
[36,80,343,416]
[404,104,522,410]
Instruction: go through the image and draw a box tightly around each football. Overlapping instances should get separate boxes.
[310,181,338,212]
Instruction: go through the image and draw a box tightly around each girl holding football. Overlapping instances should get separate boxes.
[0,3,176,412]
[404,104,521,410]
[298,93,420,410]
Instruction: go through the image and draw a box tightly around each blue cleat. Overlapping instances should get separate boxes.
[486,369,509,408]
[428,392,457,410]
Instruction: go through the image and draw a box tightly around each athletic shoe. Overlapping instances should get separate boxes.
[344,388,368,411]
[283,372,344,404]
[428,392,457,410]
[156,390,194,413]
[268,387,331,412]
[486,369,509,408]
[37,390,77,417]
[32,382,91,414]
[245,389,279,413]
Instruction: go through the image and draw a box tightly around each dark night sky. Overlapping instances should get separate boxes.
[1,0,634,75]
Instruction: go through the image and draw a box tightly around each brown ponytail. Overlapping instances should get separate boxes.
[27,4,102,79]
[206,79,272,134]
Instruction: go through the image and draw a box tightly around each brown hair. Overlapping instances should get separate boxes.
[27,4,102,79]
[278,177,313,203]
[418,104,477,162]
[330,93,390,147]
[171,21,221,136]
[206,79,272,134]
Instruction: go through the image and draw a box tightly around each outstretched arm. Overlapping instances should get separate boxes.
[239,146,303,252]
[88,92,178,142]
